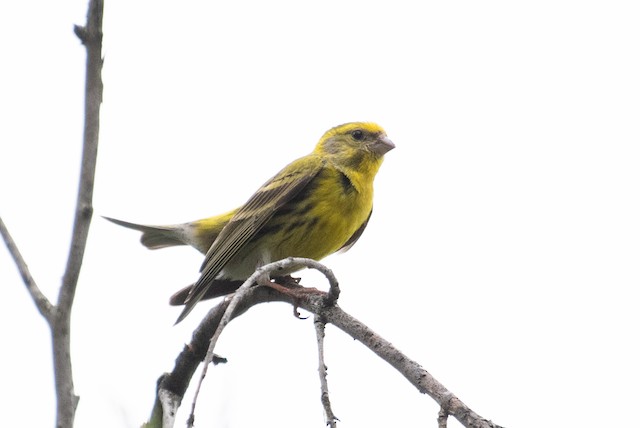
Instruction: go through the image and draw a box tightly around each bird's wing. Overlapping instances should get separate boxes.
[168,279,244,306]
[338,209,372,252]
[175,156,324,323]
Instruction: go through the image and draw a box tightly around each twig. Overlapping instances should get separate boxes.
[316,305,503,428]
[62,0,103,310]
[0,217,54,320]
[185,288,253,427]
[3,1,103,426]
[0,1,105,426]
[315,315,338,427]
[438,406,449,428]
[148,294,245,428]
[154,259,502,428]
[49,3,103,427]
[186,257,335,427]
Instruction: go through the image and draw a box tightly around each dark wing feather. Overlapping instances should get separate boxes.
[339,209,372,252]
[169,280,244,306]
[175,156,324,323]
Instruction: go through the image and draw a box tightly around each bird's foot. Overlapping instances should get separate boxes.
[264,279,326,319]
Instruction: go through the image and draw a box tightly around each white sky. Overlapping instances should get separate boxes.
[1,1,639,427]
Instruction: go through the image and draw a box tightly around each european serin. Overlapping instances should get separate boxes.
[106,122,394,323]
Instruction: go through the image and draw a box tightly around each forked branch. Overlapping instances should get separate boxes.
[147,258,503,428]
[0,1,103,427]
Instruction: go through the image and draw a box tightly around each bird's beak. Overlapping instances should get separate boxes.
[372,135,396,155]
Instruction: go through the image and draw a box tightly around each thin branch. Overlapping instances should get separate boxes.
[315,315,338,427]
[53,1,104,427]
[0,216,54,320]
[314,305,503,428]
[174,258,328,426]
[61,0,103,311]
[439,406,449,428]
[1,2,103,425]
[186,258,338,427]
[151,259,503,428]
[3,1,103,426]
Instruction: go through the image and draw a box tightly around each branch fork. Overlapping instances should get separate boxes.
[149,258,502,428]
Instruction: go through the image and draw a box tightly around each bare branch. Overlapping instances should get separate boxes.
[315,315,338,427]
[439,406,449,428]
[0,216,54,320]
[158,388,180,428]
[60,0,103,311]
[319,304,502,428]
[50,1,104,427]
[151,258,503,428]
[185,257,339,426]
[2,1,103,425]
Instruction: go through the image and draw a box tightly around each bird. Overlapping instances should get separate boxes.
[105,122,395,323]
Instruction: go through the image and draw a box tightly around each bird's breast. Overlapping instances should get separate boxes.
[280,167,371,251]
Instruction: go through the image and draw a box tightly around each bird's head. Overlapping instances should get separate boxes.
[314,122,395,169]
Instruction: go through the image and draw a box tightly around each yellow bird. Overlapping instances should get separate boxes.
[106,122,394,323]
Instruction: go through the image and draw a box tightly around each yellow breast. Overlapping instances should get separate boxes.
[221,165,373,279]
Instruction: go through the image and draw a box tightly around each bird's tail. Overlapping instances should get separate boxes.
[103,216,187,249]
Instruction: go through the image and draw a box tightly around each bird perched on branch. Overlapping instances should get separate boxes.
[106,122,394,323]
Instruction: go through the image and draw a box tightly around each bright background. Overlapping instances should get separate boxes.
[1,1,639,427]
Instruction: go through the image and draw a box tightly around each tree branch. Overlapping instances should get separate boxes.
[315,315,338,427]
[147,259,503,428]
[3,2,103,426]
[0,216,54,320]
[62,0,103,311]
[319,303,503,428]
[56,1,103,426]
[182,258,329,427]
[439,406,450,428]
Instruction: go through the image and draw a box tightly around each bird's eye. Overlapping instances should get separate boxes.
[351,130,364,141]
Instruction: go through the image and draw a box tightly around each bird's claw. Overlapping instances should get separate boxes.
[264,280,326,319]
[293,303,308,319]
